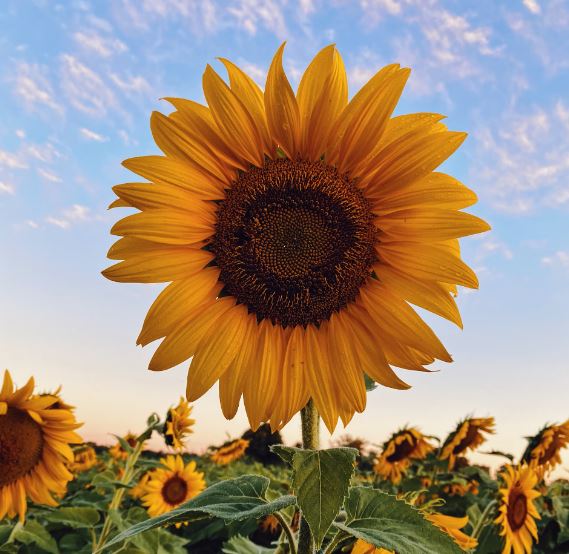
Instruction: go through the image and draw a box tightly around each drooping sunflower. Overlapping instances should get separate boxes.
[103,44,489,432]
[69,445,97,473]
[425,513,478,551]
[521,420,569,476]
[163,397,195,451]
[109,432,139,461]
[0,370,83,521]
[495,464,540,554]
[440,416,495,470]
[210,438,250,465]
[373,427,433,483]
[141,455,205,518]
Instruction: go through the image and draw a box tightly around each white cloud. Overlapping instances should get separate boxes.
[46,216,70,229]
[109,74,152,95]
[13,63,64,114]
[73,29,128,57]
[476,239,514,261]
[80,128,109,142]
[26,220,39,229]
[0,181,15,195]
[542,251,569,269]
[45,204,92,229]
[26,142,62,164]
[15,129,26,139]
[0,150,28,169]
[60,55,116,117]
[38,168,62,183]
[523,0,541,15]
[227,0,288,38]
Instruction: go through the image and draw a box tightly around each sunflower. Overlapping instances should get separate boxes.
[103,44,489,432]
[141,455,205,518]
[69,445,97,473]
[440,416,495,470]
[109,432,139,461]
[521,420,569,476]
[210,438,249,465]
[259,514,281,534]
[130,471,152,499]
[425,513,478,551]
[163,397,195,451]
[351,540,391,553]
[495,464,540,554]
[0,370,83,521]
[373,427,433,483]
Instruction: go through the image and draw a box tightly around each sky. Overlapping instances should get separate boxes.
[1,0,568,474]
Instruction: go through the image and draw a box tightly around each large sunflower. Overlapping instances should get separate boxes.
[521,420,569,476]
[163,397,195,451]
[103,44,489,432]
[495,464,540,554]
[440,416,495,470]
[373,427,433,484]
[210,438,250,465]
[141,455,205,518]
[0,370,82,521]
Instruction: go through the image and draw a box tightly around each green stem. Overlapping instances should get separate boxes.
[273,511,298,554]
[94,441,144,552]
[470,500,497,543]
[298,400,320,554]
[323,530,348,554]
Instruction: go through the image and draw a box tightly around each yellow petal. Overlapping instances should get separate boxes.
[378,112,446,148]
[112,182,207,211]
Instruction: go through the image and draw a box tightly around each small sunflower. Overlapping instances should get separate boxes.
[163,397,195,451]
[141,455,205,518]
[351,540,391,554]
[373,427,433,484]
[495,464,540,554]
[103,43,489,433]
[69,445,97,473]
[130,471,152,499]
[109,432,139,461]
[521,420,569,476]
[210,438,250,465]
[440,416,495,470]
[425,513,478,551]
[0,370,82,521]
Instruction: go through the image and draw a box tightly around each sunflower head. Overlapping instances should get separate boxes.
[141,455,205,518]
[440,416,495,469]
[0,370,82,521]
[163,397,195,451]
[69,445,97,473]
[521,420,569,476]
[109,432,140,461]
[130,471,152,500]
[210,438,250,466]
[495,464,541,554]
[373,427,433,484]
[104,44,489,433]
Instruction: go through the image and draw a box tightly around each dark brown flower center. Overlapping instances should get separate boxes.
[387,434,417,463]
[508,488,528,531]
[0,407,44,487]
[452,424,479,454]
[161,475,188,505]
[212,158,377,327]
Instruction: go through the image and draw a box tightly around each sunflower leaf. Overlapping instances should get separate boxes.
[333,487,462,554]
[44,507,100,528]
[222,535,275,553]
[99,475,296,552]
[13,520,59,554]
[289,447,358,549]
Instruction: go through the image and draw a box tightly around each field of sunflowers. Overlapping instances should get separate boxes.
[1,370,568,554]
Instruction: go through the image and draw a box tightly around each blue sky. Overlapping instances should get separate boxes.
[1,0,568,471]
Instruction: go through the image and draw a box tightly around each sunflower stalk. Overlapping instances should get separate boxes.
[273,511,298,554]
[469,499,497,543]
[298,400,320,554]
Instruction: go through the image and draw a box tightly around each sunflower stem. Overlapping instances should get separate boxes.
[470,499,497,543]
[273,511,298,554]
[298,400,320,554]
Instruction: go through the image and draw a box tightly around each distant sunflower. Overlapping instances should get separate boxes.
[141,455,205,518]
[103,44,489,432]
[164,397,195,451]
[211,438,249,465]
[109,432,139,461]
[259,514,281,534]
[373,427,433,483]
[495,464,540,554]
[521,420,569,476]
[70,445,97,473]
[0,370,82,521]
[440,416,495,469]
[130,471,152,500]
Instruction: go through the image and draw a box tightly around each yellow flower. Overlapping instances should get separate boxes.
[259,514,281,534]
[103,44,489,432]
[109,432,139,461]
[351,539,391,553]
[130,471,152,500]
[521,420,569,476]
[495,464,541,554]
[440,416,495,470]
[426,513,478,551]
[210,438,249,465]
[373,427,433,484]
[69,445,97,473]
[0,370,82,521]
[164,397,195,451]
[141,455,205,518]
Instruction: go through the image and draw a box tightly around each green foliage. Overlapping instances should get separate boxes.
[222,535,275,553]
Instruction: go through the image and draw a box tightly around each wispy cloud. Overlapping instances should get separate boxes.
[523,0,541,15]
[38,168,62,183]
[26,142,62,164]
[12,62,64,114]
[80,128,109,142]
[0,181,15,195]
[542,251,569,270]
[46,204,92,229]
[73,29,128,57]
[109,73,152,95]
[0,150,28,169]
[228,0,288,38]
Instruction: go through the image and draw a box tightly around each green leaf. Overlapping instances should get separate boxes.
[45,507,100,528]
[334,487,462,554]
[270,445,302,466]
[115,435,134,453]
[222,535,275,553]
[14,520,59,554]
[364,374,377,391]
[100,475,296,551]
[291,447,357,549]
